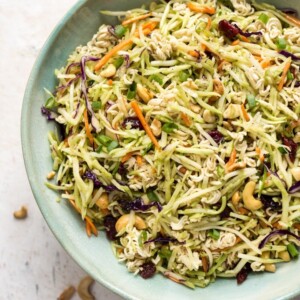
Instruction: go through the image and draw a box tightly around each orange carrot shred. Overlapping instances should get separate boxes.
[122,13,152,26]
[225,148,236,170]
[107,79,113,85]
[285,14,300,28]
[83,109,94,146]
[181,113,192,127]
[95,39,133,71]
[278,60,291,91]
[231,40,240,46]
[136,155,143,166]
[187,3,216,15]
[121,152,133,163]
[206,16,212,30]
[241,103,250,121]
[130,101,161,150]
[85,221,92,237]
[255,147,265,162]
[239,35,250,43]
[253,55,263,62]
[188,50,200,58]
[260,59,272,69]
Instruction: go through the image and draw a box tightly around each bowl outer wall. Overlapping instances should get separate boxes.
[21,0,300,299]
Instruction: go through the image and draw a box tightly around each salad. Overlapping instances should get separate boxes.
[42,0,300,288]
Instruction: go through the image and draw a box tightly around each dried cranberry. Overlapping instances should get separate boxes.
[139,262,156,279]
[208,130,224,144]
[220,205,232,219]
[118,199,133,212]
[218,20,240,40]
[122,117,143,130]
[260,195,281,211]
[103,215,117,240]
[117,163,127,176]
[282,137,298,162]
[236,264,251,285]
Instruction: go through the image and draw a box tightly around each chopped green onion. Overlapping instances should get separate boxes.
[162,122,179,133]
[287,70,294,81]
[258,13,269,24]
[107,140,119,152]
[138,230,148,247]
[147,190,159,202]
[87,80,95,87]
[115,25,127,38]
[95,145,103,153]
[246,94,256,109]
[179,71,189,82]
[91,101,102,111]
[276,38,287,50]
[149,74,163,85]
[96,134,112,146]
[287,243,299,258]
[45,97,57,109]
[278,146,289,154]
[158,246,172,259]
[113,57,124,69]
[208,229,220,240]
[127,82,137,99]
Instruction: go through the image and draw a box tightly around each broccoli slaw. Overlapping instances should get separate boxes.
[42,0,300,288]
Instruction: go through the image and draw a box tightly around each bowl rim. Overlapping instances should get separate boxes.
[20,1,131,299]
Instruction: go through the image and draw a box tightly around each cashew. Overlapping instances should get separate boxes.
[278,250,291,262]
[226,161,246,173]
[232,191,241,208]
[96,193,109,210]
[203,109,216,124]
[213,78,224,95]
[264,264,276,272]
[223,104,241,119]
[242,181,263,211]
[190,104,201,113]
[78,276,95,300]
[13,206,28,219]
[58,285,76,300]
[137,84,153,103]
[293,132,300,143]
[100,64,116,78]
[47,171,56,180]
[115,214,147,233]
[150,119,162,136]
[291,167,300,181]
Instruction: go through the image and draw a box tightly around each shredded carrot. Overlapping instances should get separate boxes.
[260,59,272,69]
[121,152,133,163]
[136,155,143,166]
[181,113,192,127]
[130,101,161,150]
[83,109,94,146]
[188,50,200,58]
[241,103,250,121]
[225,148,236,170]
[95,23,157,72]
[231,40,240,46]
[285,14,300,28]
[95,39,133,71]
[107,79,113,85]
[187,3,216,15]
[278,60,291,91]
[253,55,263,62]
[255,147,265,162]
[122,13,152,26]
[205,16,212,30]
[239,35,250,43]
[69,199,98,236]
[85,221,92,237]
[201,44,207,52]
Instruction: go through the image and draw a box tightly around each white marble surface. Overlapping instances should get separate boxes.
[0,1,122,299]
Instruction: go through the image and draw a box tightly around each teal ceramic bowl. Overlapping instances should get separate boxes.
[21,1,300,299]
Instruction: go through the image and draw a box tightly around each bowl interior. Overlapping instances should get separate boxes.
[21,0,300,299]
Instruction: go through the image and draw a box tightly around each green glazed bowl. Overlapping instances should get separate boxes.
[21,1,300,299]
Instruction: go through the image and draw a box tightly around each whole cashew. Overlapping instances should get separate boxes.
[13,206,28,219]
[242,181,262,211]
[78,276,95,300]
[115,214,147,233]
